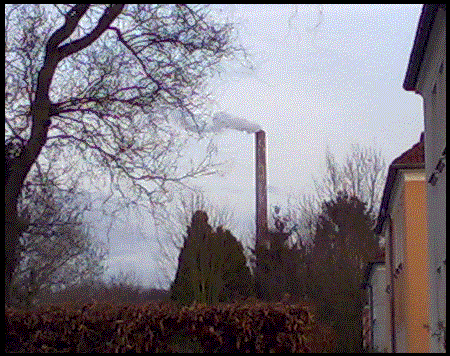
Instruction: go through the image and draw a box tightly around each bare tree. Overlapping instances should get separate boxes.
[314,144,387,217]
[279,144,386,251]
[10,168,108,309]
[5,4,246,305]
[36,269,148,307]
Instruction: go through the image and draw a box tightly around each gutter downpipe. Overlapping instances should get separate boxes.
[386,214,396,353]
[369,282,375,351]
[364,281,375,351]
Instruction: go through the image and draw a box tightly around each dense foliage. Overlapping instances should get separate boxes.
[309,192,381,352]
[170,210,253,305]
[251,192,382,352]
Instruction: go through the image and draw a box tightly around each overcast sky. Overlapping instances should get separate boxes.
[93,4,425,289]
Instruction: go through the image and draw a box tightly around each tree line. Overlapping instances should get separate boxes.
[168,145,386,352]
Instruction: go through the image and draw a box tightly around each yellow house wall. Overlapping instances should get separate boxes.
[404,178,430,353]
[391,187,407,351]
[394,270,407,351]
[387,170,429,353]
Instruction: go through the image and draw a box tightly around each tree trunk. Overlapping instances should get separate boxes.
[5,4,126,306]
[5,69,54,307]
[5,199,22,307]
[5,119,51,306]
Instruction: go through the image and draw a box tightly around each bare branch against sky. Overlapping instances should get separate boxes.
[5,4,249,302]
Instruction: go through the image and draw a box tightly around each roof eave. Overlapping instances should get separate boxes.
[374,163,425,234]
[362,261,386,287]
[403,4,444,91]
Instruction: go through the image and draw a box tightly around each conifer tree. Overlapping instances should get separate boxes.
[309,191,381,352]
[252,230,291,301]
[170,210,252,305]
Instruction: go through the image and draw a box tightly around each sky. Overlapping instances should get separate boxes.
[88,4,425,290]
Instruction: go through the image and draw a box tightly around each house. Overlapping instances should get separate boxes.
[403,4,446,353]
[362,258,387,352]
[375,134,430,353]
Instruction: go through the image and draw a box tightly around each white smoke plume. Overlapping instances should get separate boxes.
[210,111,262,134]
[172,110,262,134]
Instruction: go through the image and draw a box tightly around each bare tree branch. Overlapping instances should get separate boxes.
[11,169,107,309]
[57,5,125,59]
[5,4,245,306]
[45,4,91,54]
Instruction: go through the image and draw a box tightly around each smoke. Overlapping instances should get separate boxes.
[173,110,262,134]
[211,111,262,134]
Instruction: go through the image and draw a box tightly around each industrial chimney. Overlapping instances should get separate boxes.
[255,130,268,248]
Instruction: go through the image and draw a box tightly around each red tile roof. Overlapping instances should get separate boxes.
[391,132,425,165]
[374,132,425,234]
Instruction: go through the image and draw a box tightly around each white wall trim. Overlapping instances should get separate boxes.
[401,169,426,182]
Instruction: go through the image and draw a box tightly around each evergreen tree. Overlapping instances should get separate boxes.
[215,226,253,302]
[170,210,252,305]
[253,230,291,301]
[252,207,313,302]
[309,191,381,352]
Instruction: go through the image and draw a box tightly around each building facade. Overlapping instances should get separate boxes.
[403,4,446,352]
[375,135,430,352]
